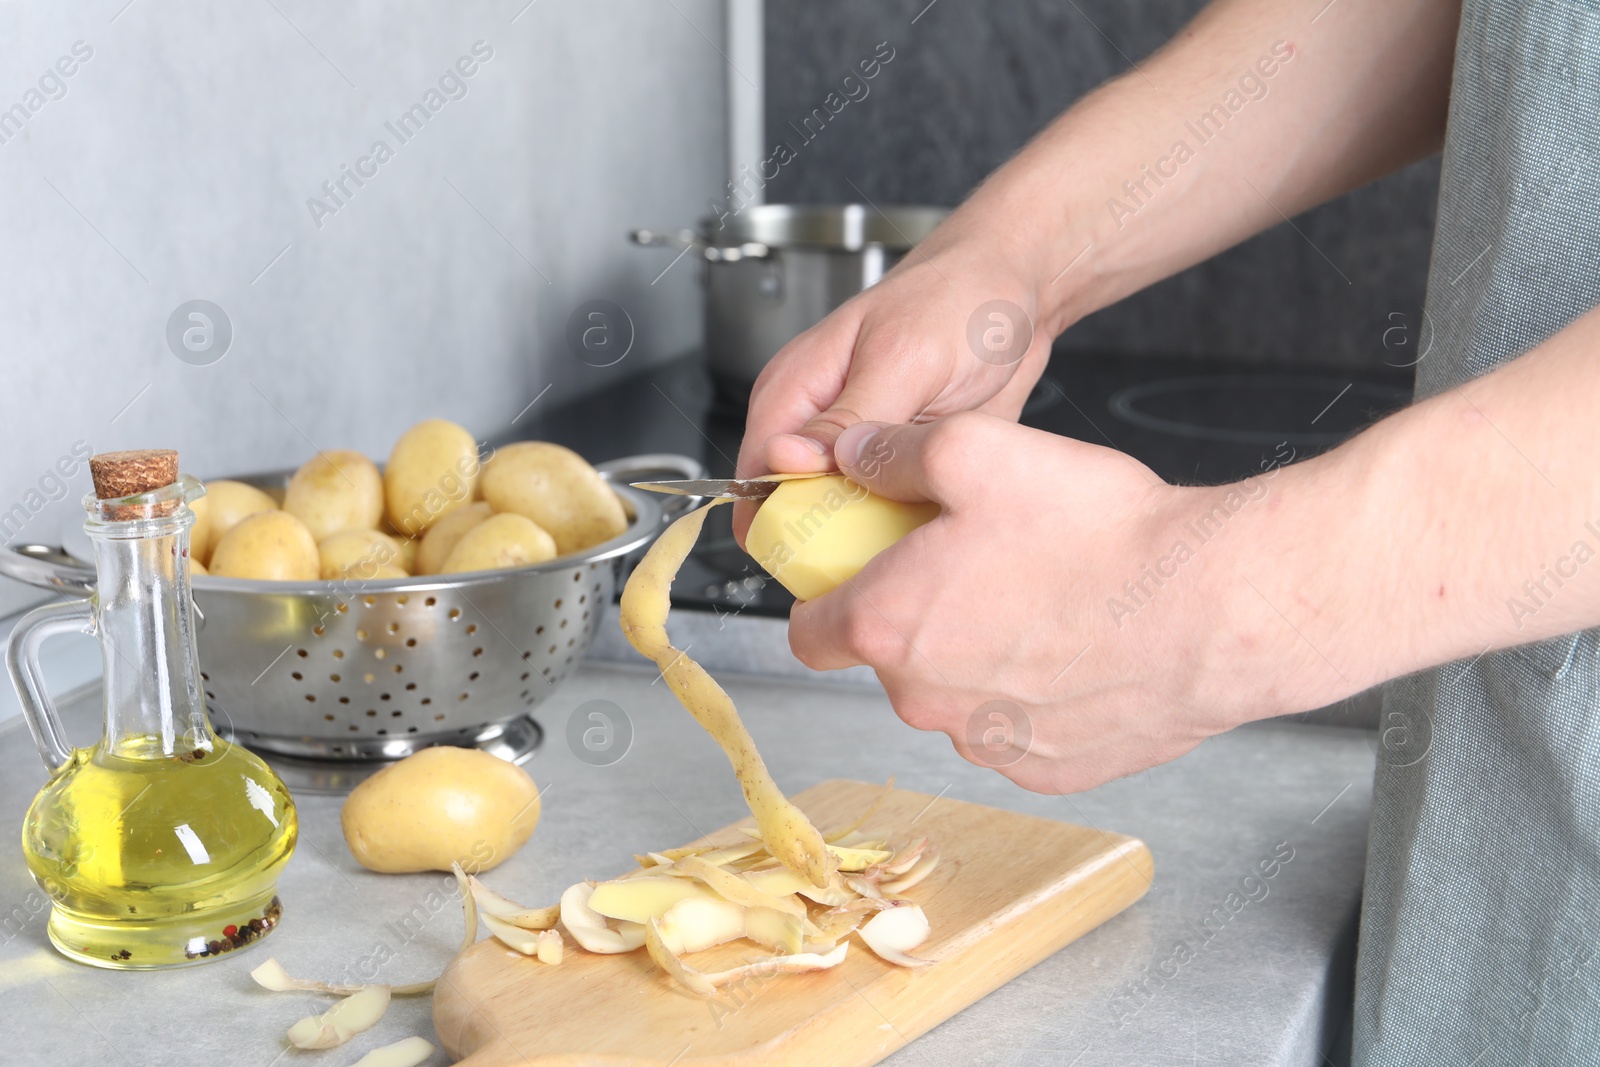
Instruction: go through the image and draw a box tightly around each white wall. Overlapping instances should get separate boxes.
[0,0,726,614]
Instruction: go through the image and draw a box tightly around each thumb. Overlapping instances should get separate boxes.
[833,413,990,506]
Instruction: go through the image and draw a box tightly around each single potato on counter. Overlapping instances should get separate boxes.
[385,419,481,537]
[439,512,557,574]
[480,441,627,555]
[416,501,493,575]
[283,450,384,542]
[209,510,320,581]
[341,746,541,873]
[318,528,408,580]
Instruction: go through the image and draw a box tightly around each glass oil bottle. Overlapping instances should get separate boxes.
[9,449,297,968]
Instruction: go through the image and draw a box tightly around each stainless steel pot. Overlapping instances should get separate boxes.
[632,203,948,398]
[0,453,702,763]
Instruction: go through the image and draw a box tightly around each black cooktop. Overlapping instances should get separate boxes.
[528,349,1413,617]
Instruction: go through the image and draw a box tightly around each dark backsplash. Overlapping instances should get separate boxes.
[762,0,1441,372]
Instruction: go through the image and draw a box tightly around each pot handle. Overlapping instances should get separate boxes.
[629,228,770,262]
[597,453,707,522]
[0,543,97,595]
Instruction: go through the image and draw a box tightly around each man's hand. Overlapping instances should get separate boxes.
[732,239,1051,544]
[786,413,1348,794]
[786,300,1600,794]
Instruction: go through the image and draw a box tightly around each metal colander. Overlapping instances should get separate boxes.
[0,453,700,762]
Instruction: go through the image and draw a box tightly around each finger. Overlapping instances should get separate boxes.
[771,344,948,469]
[833,411,1002,506]
[736,313,862,480]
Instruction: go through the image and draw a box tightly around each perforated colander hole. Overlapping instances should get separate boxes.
[405,638,417,647]
[200,672,209,681]
[458,693,469,702]
[548,645,557,655]
[333,649,345,659]
[448,608,461,620]
[205,690,215,700]
[380,692,391,701]
[335,602,348,613]
[559,619,568,629]
[434,713,446,721]
[520,672,530,681]
[366,710,377,717]
[425,596,437,607]
[566,638,575,647]
[420,698,432,706]
[465,624,477,635]
[396,595,409,606]
[374,648,387,661]
[472,647,484,657]
[355,628,368,641]
[553,598,563,609]
[329,673,341,683]
[573,571,582,583]
[363,673,375,684]
[338,697,350,705]
[391,710,403,717]
[323,714,334,722]
[348,725,359,732]
[304,694,316,703]
[291,671,303,681]
[521,690,531,701]
[404,682,416,691]
[387,622,400,635]
[582,610,590,621]
[469,672,480,682]
[312,625,325,636]
[296,649,308,659]
[331,745,344,755]
[377,729,388,736]
[407,727,418,734]
[363,596,375,607]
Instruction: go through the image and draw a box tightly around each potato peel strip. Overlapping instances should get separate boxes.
[620,501,833,887]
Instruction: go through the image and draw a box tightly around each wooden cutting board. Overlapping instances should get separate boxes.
[433,779,1152,1066]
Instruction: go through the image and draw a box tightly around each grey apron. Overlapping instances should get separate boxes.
[1354,1,1600,1063]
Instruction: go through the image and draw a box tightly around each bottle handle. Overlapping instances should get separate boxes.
[5,597,94,771]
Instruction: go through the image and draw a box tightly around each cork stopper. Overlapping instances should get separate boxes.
[89,449,180,519]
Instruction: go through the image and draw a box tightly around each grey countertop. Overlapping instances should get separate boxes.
[0,613,1376,1067]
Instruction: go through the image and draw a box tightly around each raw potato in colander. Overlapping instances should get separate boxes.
[481,441,628,555]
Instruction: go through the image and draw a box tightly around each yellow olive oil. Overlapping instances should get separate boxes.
[21,734,297,969]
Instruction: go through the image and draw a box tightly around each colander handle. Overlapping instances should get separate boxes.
[596,453,707,521]
[0,543,97,595]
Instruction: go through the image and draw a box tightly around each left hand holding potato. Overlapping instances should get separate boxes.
[786,413,1361,794]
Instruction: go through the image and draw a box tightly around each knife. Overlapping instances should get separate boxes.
[630,471,833,501]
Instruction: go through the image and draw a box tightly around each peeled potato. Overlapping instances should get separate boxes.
[417,501,493,574]
[201,480,277,561]
[480,442,627,555]
[318,528,407,581]
[745,475,939,601]
[284,450,384,542]
[385,419,481,537]
[209,510,319,581]
[440,513,557,574]
[341,747,541,873]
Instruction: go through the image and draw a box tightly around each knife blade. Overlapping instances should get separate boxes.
[630,471,833,500]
